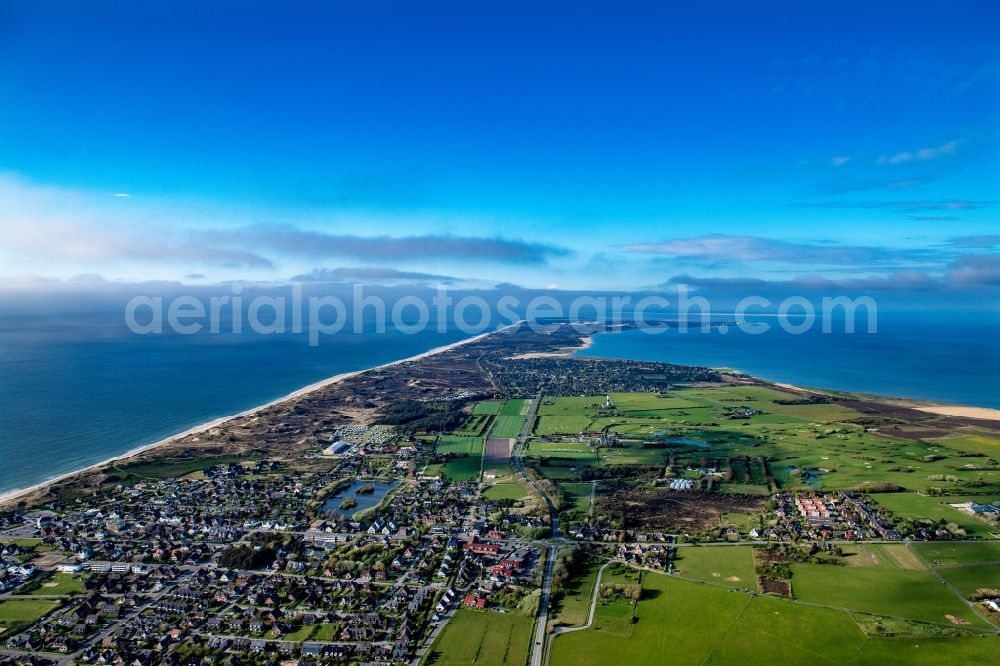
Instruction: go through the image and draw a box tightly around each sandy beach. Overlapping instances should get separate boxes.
[773,382,1000,422]
[0,324,516,507]
[507,335,593,359]
[910,404,1000,421]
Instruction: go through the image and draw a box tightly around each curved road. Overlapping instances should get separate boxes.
[551,561,611,637]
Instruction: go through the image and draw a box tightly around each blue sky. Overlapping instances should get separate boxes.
[1,1,997,293]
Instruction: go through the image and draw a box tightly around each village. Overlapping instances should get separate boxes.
[0,451,548,664]
[1,331,999,664]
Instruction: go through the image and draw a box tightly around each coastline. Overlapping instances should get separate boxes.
[576,332,1000,420]
[772,381,1000,422]
[507,335,593,359]
[0,324,515,507]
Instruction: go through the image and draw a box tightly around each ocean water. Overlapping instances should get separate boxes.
[2,307,997,497]
[0,312,468,496]
[577,309,1000,410]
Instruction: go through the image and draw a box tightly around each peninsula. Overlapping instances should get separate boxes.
[1,323,998,664]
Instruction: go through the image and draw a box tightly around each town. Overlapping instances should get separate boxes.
[1,325,999,664]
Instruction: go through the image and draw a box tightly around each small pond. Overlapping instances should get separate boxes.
[666,437,711,449]
[321,479,399,519]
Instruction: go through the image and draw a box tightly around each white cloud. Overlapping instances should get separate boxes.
[880,139,959,165]
[623,234,937,267]
[830,155,851,166]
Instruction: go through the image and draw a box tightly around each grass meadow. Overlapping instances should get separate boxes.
[490,415,526,439]
[424,608,532,666]
[672,545,758,589]
[551,567,1000,666]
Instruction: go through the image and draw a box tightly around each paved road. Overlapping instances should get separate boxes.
[512,391,560,538]
[551,561,610,637]
[531,545,557,666]
[510,391,564,666]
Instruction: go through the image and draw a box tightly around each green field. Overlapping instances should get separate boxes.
[852,637,1000,664]
[560,482,595,515]
[672,545,758,589]
[527,441,597,459]
[436,435,483,455]
[551,568,1000,666]
[455,413,493,436]
[706,593,868,665]
[872,493,1000,538]
[442,456,482,481]
[914,541,1000,598]
[425,608,532,665]
[19,573,86,596]
[913,541,1000,566]
[472,400,504,416]
[482,482,528,501]
[0,598,59,630]
[936,564,1000,598]
[524,390,1000,495]
[534,415,593,435]
[551,572,749,665]
[552,559,603,627]
[490,415,526,439]
[789,560,985,625]
[500,399,531,416]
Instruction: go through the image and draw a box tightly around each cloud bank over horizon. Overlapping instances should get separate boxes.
[0,172,997,299]
[1,3,997,300]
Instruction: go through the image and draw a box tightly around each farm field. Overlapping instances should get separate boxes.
[551,572,748,665]
[872,493,1000,538]
[559,482,594,515]
[839,544,924,570]
[489,415,526,439]
[525,390,1000,495]
[472,400,504,416]
[526,441,597,460]
[935,563,1000,598]
[788,560,985,626]
[454,413,493,436]
[435,435,483,455]
[0,598,60,631]
[499,399,531,416]
[706,593,868,665]
[534,415,593,435]
[914,540,1000,599]
[551,559,602,627]
[551,568,1000,666]
[672,545,758,589]
[913,541,1000,566]
[424,608,532,666]
[852,637,1000,664]
[441,456,481,481]
[482,482,528,501]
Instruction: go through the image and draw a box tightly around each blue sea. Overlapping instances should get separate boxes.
[577,309,1000,410]
[0,312,468,496]
[1,307,998,496]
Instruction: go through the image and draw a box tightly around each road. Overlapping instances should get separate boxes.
[551,561,610,637]
[512,391,560,539]
[510,391,563,666]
